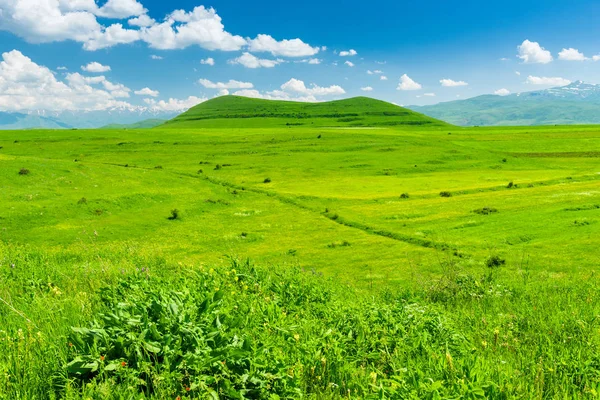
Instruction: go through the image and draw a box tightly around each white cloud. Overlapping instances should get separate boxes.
[280,78,345,96]
[558,48,587,61]
[515,71,521,76]
[81,61,111,73]
[150,54,163,60]
[361,86,373,91]
[517,40,553,64]
[295,58,321,64]
[397,74,421,90]
[423,92,435,97]
[198,79,253,89]
[140,6,246,51]
[134,87,159,97]
[200,57,215,66]
[525,76,571,86]
[247,34,319,57]
[128,14,155,27]
[0,50,137,112]
[144,96,206,112]
[217,89,229,96]
[57,66,68,70]
[494,88,510,96]
[367,69,383,75]
[593,55,600,62]
[96,0,146,19]
[440,78,468,87]
[339,49,357,57]
[380,75,388,81]
[83,23,140,51]
[228,52,281,68]
[344,61,354,67]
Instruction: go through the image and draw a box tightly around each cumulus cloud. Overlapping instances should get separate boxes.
[200,57,215,65]
[339,49,357,57]
[246,34,319,57]
[144,96,206,111]
[0,49,138,112]
[558,48,587,61]
[367,70,383,75]
[95,0,146,19]
[128,14,155,27]
[515,71,521,76]
[423,93,435,97]
[139,6,245,51]
[397,74,421,90]
[134,87,159,97]
[526,76,571,86]
[440,78,468,87]
[228,52,281,68]
[57,66,68,70]
[344,61,354,67]
[150,54,163,60]
[361,86,373,91]
[0,2,319,55]
[494,88,510,96]
[380,75,388,81]
[280,78,345,96]
[81,61,111,72]
[198,79,253,89]
[517,40,553,64]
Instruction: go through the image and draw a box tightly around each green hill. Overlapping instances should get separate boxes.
[163,95,449,128]
[100,118,166,129]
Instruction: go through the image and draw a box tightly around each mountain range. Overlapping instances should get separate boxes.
[409,81,600,126]
[0,108,177,130]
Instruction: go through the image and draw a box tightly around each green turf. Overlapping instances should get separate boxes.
[1,97,600,398]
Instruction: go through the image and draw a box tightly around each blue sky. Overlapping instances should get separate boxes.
[1,0,600,113]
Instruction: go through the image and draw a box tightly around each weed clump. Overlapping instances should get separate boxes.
[507,181,514,189]
[486,255,506,269]
[214,164,222,170]
[154,165,163,169]
[263,178,271,183]
[78,197,87,205]
[168,209,180,220]
[18,168,30,175]
[473,207,498,215]
[439,191,452,198]
[400,193,410,199]
[197,169,203,174]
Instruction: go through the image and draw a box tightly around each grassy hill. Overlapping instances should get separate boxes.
[163,95,449,128]
[100,118,166,129]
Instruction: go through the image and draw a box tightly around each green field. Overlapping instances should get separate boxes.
[1,97,600,398]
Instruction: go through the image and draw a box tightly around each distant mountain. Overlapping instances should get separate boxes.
[0,107,178,130]
[165,95,448,129]
[409,81,600,126]
[100,119,166,129]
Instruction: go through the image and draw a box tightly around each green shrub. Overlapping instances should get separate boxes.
[400,193,410,199]
[263,178,271,183]
[439,191,452,197]
[473,207,498,215]
[507,181,514,188]
[18,168,30,175]
[77,197,87,205]
[168,209,179,220]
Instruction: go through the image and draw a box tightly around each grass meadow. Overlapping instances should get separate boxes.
[1,109,600,398]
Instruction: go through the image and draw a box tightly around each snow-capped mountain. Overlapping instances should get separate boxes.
[410,81,600,126]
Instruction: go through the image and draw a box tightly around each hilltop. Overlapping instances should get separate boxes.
[410,81,600,126]
[163,95,448,128]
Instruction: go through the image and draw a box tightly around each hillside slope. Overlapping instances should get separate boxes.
[100,118,166,129]
[163,95,449,128]
[410,81,600,126]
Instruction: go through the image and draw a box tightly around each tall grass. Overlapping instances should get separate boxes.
[1,243,599,398]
